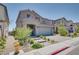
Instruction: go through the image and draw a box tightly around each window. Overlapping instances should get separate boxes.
[35,17,39,19]
[35,17,40,21]
[70,24,73,26]
[0,25,2,28]
[42,20,45,23]
[27,14,30,18]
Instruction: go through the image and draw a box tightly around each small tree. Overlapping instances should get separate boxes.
[76,26,79,33]
[15,27,32,46]
[58,25,68,36]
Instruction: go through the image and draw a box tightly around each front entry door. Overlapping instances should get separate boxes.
[27,24,35,36]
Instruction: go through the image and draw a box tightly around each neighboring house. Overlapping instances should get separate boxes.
[16,9,54,36]
[16,9,78,36]
[0,4,9,38]
[54,17,76,34]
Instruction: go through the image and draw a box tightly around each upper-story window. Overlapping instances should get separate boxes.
[27,14,30,18]
[35,17,40,21]
[35,17,39,19]
[41,20,47,24]
[0,25,1,29]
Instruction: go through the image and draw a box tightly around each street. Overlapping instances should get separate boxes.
[67,46,79,55]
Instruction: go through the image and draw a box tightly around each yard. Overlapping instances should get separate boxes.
[16,34,72,54]
[1,27,79,55]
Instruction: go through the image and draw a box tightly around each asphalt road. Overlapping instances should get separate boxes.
[67,46,79,55]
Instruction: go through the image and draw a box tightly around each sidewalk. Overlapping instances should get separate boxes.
[3,36,15,54]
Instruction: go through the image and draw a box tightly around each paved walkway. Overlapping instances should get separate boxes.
[3,36,15,55]
[22,43,33,52]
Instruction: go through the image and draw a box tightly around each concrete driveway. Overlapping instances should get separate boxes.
[46,35,72,42]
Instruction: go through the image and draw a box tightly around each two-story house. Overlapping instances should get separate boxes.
[54,17,76,34]
[16,9,78,36]
[16,9,54,36]
[0,4,9,38]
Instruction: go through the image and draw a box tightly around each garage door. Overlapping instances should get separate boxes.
[36,26,53,36]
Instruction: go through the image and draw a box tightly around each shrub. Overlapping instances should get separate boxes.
[32,43,44,49]
[10,30,16,36]
[15,28,32,46]
[72,32,77,37]
[15,28,32,39]
[0,37,6,50]
[39,35,44,38]
[58,26,68,36]
[47,38,50,41]
[28,38,35,44]
[50,40,55,43]
[18,38,25,46]
[76,26,79,33]
[39,35,47,40]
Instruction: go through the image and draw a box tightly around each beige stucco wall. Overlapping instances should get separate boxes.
[0,4,9,37]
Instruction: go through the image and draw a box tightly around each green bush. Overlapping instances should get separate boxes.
[39,35,47,40]
[47,38,50,41]
[39,35,50,42]
[15,28,32,46]
[10,30,16,36]
[39,35,44,38]
[0,37,6,50]
[32,43,44,49]
[58,26,68,36]
[72,32,77,37]
[76,25,79,33]
[18,38,25,46]
[15,28,32,39]
[50,40,55,43]
[28,38,35,44]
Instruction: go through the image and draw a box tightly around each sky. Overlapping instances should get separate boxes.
[3,3,79,31]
